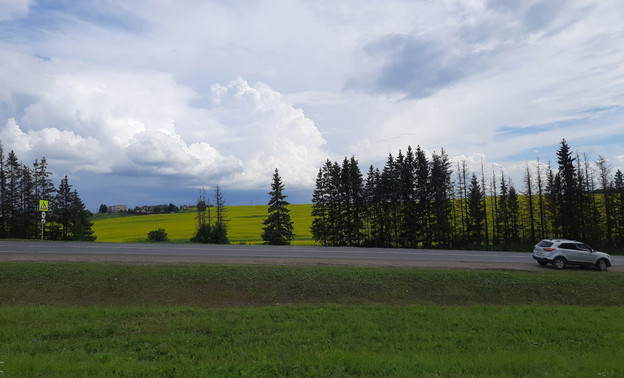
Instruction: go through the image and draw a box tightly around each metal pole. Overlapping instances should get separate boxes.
[41,211,46,240]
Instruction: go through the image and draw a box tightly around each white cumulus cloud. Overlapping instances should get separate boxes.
[206,77,327,188]
[0,47,327,193]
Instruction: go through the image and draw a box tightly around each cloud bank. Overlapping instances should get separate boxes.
[1,0,624,208]
[0,52,326,189]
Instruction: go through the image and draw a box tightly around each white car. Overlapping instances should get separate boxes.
[532,239,611,271]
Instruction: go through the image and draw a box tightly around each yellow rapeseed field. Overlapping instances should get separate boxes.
[92,204,316,244]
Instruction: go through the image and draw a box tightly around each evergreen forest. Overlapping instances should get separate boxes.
[0,144,95,241]
[311,140,624,252]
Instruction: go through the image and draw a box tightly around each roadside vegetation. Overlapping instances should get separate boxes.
[1,262,624,376]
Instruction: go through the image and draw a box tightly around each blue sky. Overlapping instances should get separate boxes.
[1,0,624,210]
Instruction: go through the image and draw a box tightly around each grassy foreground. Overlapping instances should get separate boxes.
[1,262,624,376]
[3,305,623,377]
[92,204,315,244]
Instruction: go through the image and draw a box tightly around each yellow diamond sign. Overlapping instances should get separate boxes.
[39,200,49,212]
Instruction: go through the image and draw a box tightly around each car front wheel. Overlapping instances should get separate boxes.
[553,257,567,270]
[596,259,608,271]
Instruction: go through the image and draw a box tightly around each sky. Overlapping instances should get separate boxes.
[1,0,624,211]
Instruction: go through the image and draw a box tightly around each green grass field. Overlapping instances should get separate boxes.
[3,304,623,377]
[92,204,316,244]
[2,263,624,376]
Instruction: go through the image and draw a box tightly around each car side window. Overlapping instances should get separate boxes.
[576,244,591,252]
[559,243,574,249]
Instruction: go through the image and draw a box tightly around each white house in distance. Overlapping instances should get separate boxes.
[109,205,127,213]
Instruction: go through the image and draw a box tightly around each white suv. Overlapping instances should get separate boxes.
[533,239,611,271]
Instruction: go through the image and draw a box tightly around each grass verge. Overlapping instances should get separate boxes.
[2,262,624,306]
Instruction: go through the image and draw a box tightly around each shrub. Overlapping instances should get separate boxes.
[147,228,168,242]
[191,223,229,244]
[191,224,212,243]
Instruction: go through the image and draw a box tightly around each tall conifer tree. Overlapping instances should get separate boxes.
[311,161,331,245]
[556,139,580,238]
[466,173,486,244]
[430,149,453,247]
[262,168,294,245]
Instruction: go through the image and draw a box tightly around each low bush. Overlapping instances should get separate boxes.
[147,228,168,242]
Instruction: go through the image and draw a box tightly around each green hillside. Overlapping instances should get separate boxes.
[92,204,316,244]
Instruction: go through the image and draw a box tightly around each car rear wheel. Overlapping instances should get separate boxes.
[553,257,567,270]
[596,259,608,271]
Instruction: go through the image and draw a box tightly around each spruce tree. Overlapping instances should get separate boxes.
[430,149,453,247]
[456,160,469,242]
[380,153,399,247]
[466,173,485,245]
[340,156,363,246]
[399,147,417,248]
[497,171,510,242]
[311,162,331,245]
[546,163,562,237]
[33,157,56,203]
[614,170,624,244]
[5,150,21,237]
[262,168,294,245]
[556,139,580,238]
[69,190,96,241]
[362,165,382,247]
[50,175,95,241]
[480,160,490,247]
[53,175,73,240]
[507,185,521,244]
[414,146,431,247]
[19,164,37,238]
[327,161,342,246]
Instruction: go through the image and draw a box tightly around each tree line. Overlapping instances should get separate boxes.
[0,143,95,241]
[311,140,624,251]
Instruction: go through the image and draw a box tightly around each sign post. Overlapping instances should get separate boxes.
[39,200,49,240]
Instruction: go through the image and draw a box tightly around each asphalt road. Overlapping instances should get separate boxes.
[1,241,623,272]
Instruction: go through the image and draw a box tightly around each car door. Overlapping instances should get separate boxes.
[573,243,594,264]
[558,243,581,263]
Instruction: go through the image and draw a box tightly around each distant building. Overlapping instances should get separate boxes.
[109,205,127,213]
[137,205,169,214]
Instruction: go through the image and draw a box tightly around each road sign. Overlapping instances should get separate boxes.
[39,200,49,211]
